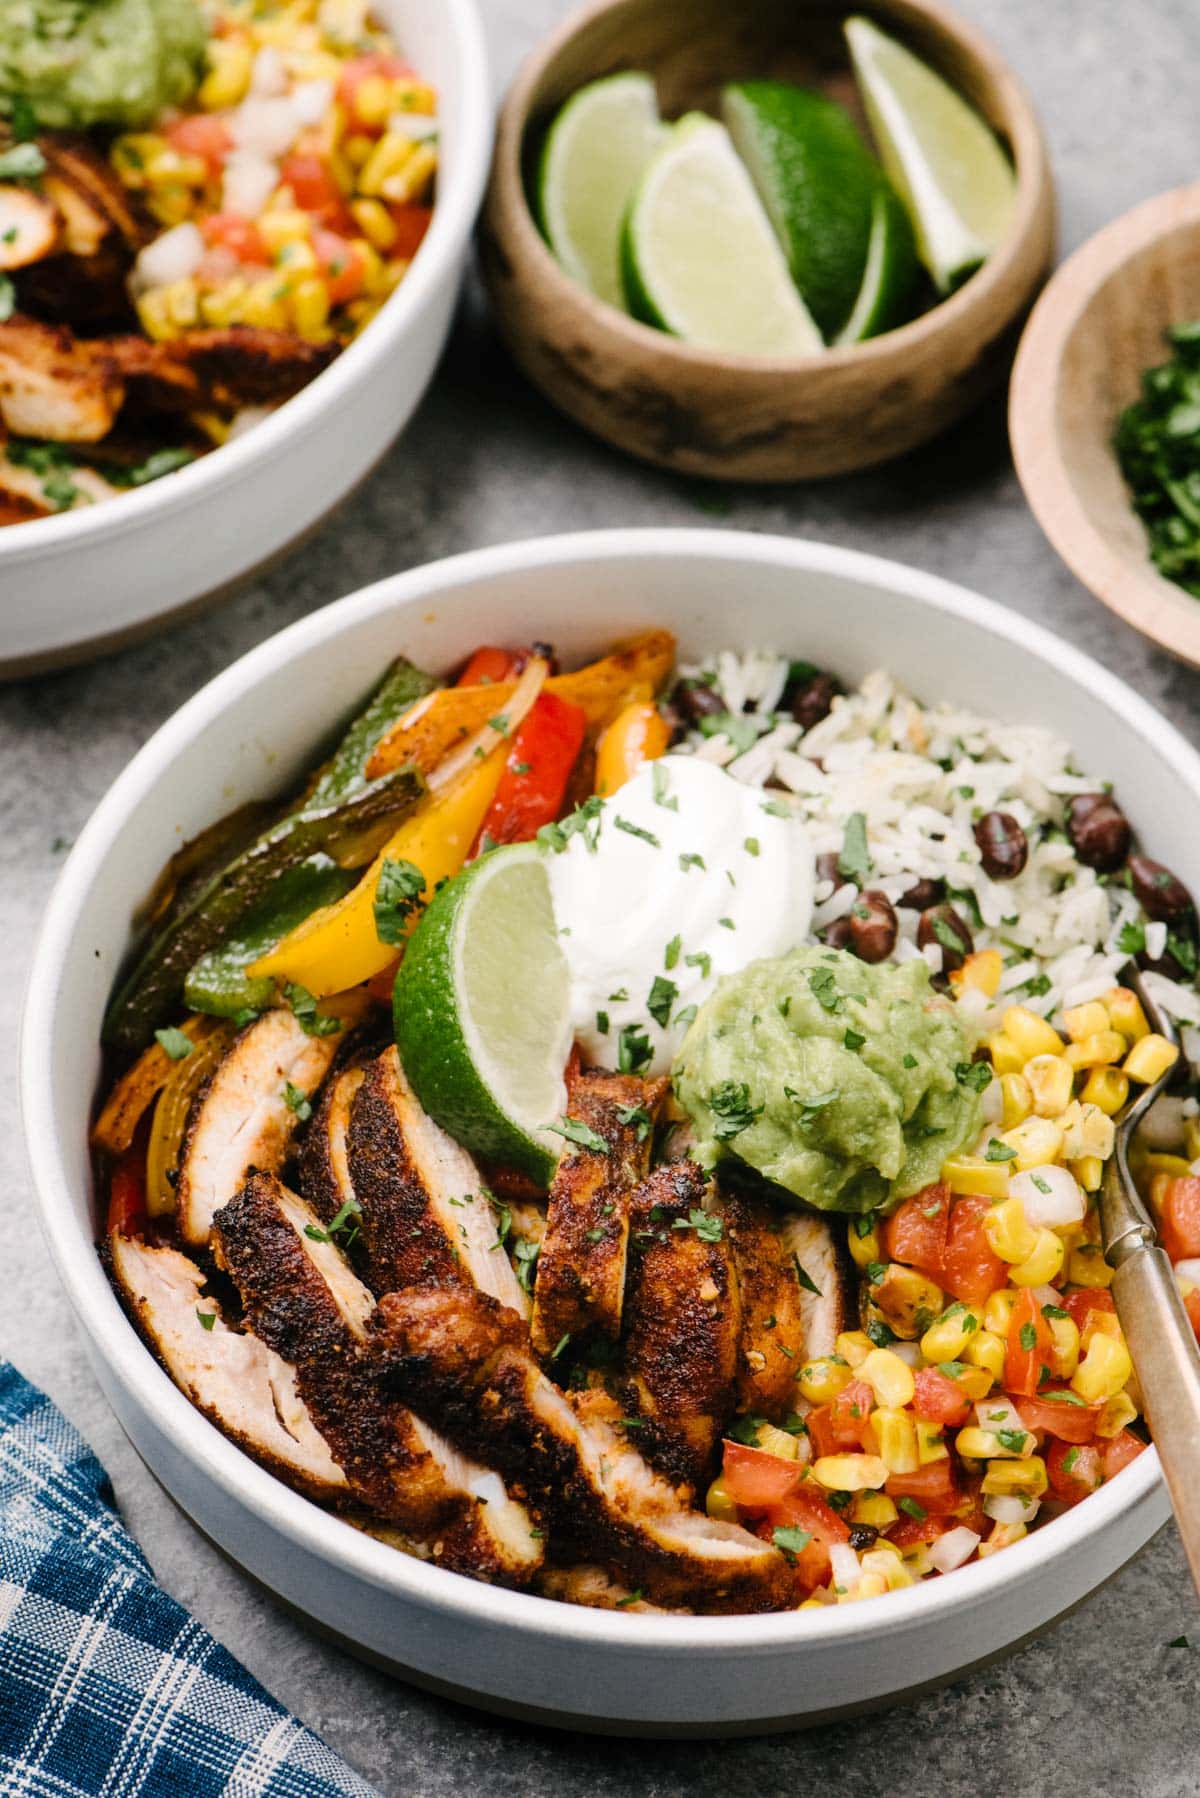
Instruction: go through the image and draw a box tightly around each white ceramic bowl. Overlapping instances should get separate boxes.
[0,0,491,677]
[21,530,1182,1733]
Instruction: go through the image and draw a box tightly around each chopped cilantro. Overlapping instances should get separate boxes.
[647,974,677,1027]
[373,856,425,945]
[547,1116,609,1155]
[807,967,841,1012]
[596,1009,610,1035]
[985,1138,1018,1163]
[283,1081,312,1121]
[726,1414,766,1446]
[196,1309,216,1331]
[664,934,682,970]
[898,1497,927,1520]
[955,1060,993,1093]
[744,836,761,857]
[514,1238,540,1292]
[685,950,712,979]
[772,1524,812,1560]
[837,811,871,884]
[616,1103,653,1142]
[617,1023,652,1075]
[284,983,342,1037]
[154,1026,192,1061]
[615,816,660,848]
[651,762,678,810]
[1019,1322,1037,1351]
[844,1028,866,1051]
[679,852,706,873]
[707,1080,763,1141]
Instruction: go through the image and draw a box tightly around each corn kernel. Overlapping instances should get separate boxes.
[984,1289,1018,1335]
[956,1426,1005,1460]
[942,1155,1011,1200]
[1009,1227,1066,1287]
[756,1424,799,1462]
[920,1304,983,1363]
[860,1547,914,1591]
[350,195,398,250]
[981,1455,1048,1497]
[835,1330,872,1369]
[381,139,436,203]
[1024,1053,1075,1118]
[987,1032,1026,1076]
[852,1491,898,1528]
[867,1264,944,1340]
[1079,1309,1122,1350]
[1071,1332,1133,1403]
[1081,1065,1129,1115]
[898,1543,934,1576]
[358,128,415,196]
[947,1363,995,1401]
[1064,1000,1111,1043]
[1068,1243,1115,1289]
[290,274,331,338]
[1000,1117,1065,1172]
[797,1356,852,1405]
[859,1348,916,1409]
[1096,1390,1139,1437]
[258,210,312,255]
[705,1477,738,1523]
[1003,1005,1065,1060]
[999,1073,1033,1130]
[1140,1151,1193,1180]
[843,1573,889,1601]
[353,73,396,126]
[812,1453,888,1493]
[847,1224,882,1271]
[983,1196,1038,1265]
[241,275,290,329]
[1061,1100,1115,1162]
[1066,1029,1128,1071]
[199,35,253,110]
[146,184,194,227]
[1047,1314,1080,1378]
[135,287,176,341]
[916,1418,949,1464]
[871,1408,919,1474]
[1104,986,1150,1041]
[963,1329,1007,1384]
[1071,1155,1105,1194]
[978,1519,1027,1556]
[952,948,1002,996]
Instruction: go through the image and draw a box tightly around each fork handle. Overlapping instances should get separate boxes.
[1112,1242,1200,1594]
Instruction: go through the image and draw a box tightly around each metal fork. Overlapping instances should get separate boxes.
[1100,968,1200,1594]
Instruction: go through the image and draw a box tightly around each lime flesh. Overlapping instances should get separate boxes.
[845,15,1016,295]
[537,72,664,308]
[622,113,824,357]
[392,843,571,1186]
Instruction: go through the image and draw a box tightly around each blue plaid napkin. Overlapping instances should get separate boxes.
[0,1362,381,1798]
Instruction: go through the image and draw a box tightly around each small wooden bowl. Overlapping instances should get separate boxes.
[479,0,1055,483]
[1010,183,1200,670]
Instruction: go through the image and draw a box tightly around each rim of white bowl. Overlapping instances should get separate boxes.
[20,529,1182,1654]
[0,0,492,562]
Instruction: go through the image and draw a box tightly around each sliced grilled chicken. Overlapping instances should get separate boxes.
[372,1286,793,1613]
[42,135,148,251]
[776,1208,857,1361]
[212,1173,541,1584]
[175,1008,341,1248]
[158,325,337,405]
[0,188,58,269]
[104,335,204,415]
[538,1565,684,1614]
[107,1232,345,1501]
[0,316,122,441]
[619,1162,740,1491]
[0,452,119,515]
[726,1198,807,1419]
[530,1068,666,1356]
[298,1062,366,1225]
[347,1047,527,1314]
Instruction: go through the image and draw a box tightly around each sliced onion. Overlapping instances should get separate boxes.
[1010,1164,1086,1229]
[427,657,549,792]
[222,151,279,219]
[134,221,204,290]
[983,1492,1040,1525]
[928,1526,980,1573]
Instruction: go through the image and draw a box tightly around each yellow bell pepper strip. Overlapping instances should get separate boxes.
[247,744,510,997]
[363,629,677,782]
[594,699,671,797]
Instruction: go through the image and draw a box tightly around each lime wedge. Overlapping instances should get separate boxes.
[722,80,915,343]
[621,113,824,357]
[392,842,572,1185]
[845,15,1016,295]
[536,72,664,309]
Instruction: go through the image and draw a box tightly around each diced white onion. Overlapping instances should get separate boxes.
[250,45,288,95]
[928,1525,980,1573]
[222,151,279,219]
[983,1492,1040,1525]
[134,220,204,289]
[888,1339,923,1367]
[974,1396,1027,1438]
[387,109,438,140]
[231,95,302,158]
[1010,1164,1086,1229]
[979,1076,1004,1125]
[1175,1258,1200,1288]
[292,78,335,124]
[829,1544,862,1591]
[1139,1094,1188,1151]
[1145,921,1168,961]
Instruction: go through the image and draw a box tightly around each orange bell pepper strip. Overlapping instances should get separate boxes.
[594,699,670,797]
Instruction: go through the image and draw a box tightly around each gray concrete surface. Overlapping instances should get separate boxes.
[3,1,1200,1791]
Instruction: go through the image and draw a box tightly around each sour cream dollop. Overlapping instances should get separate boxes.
[545,756,814,1076]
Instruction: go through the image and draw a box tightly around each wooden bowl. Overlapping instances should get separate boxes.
[1010,183,1200,669]
[479,0,1055,483]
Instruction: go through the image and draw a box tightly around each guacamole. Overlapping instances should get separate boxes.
[0,0,208,131]
[673,944,984,1215]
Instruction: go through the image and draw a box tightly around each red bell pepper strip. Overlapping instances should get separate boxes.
[106,1136,148,1239]
[471,691,586,853]
[457,646,526,687]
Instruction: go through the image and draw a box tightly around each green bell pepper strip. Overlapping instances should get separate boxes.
[183,854,357,1018]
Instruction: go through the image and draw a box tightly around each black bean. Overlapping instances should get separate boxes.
[816,851,846,889]
[1066,793,1132,872]
[673,678,726,725]
[917,903,974,972]
[897,876,944,912]
[824,915,854,950]
[1129,853,1195,923]
[1137,943,1192,982]
[974,810,1028,880]
[790,672,840,732]
[848,1523,879,1551]
[848,890,898,963]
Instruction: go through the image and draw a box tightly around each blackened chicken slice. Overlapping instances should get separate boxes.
[298,1062,366,1226]
[347,1048,527,1314]
[372,1286,792,1614]
[175,1007,341,1248]
[212,1173,541,1584]
[726,1199,807,1419]
[106,1232,345,1501]
[537,1565,684,1614]
[776,1208,857,1361]
[618,1162,740,1492]
[529,1068,666,1357]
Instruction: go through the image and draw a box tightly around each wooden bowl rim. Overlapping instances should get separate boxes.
[1009,180,1200,671]
[488,0,1054,376]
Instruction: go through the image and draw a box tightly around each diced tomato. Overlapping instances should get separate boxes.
[1017,1391,1103,1444]
[886,1458,959,1511]
[166,114,232,177]
[882,1183,948,1280]
[887,1512,948,1548]
[457,646,524,686]
[1102,1428,1148,1480]
[313,228,368,303]
[471,692,586,854]
[280,155,353,230]
[336,52,416,128]
[1046,1439,1104,1505]
[200,211,268,264]
[913,1366,972,1427]
[1160,1176,1200,1262]
[951,1478,988,1536]
[1186,1287,1200,1345]
[806,1379,874,1459]
[106,1138,147,1238]
[1004,1286,1054,1397]
[1062,1287,1117,1336]
[389,202,433,260]
[942,1193,1009,1306]
[721,1441,802,1512]
[766,1484,851,1592]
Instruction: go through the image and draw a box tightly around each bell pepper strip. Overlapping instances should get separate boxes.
[246,741,510,997]
[457,646,527,686]
[102,660,436,1054]
[91,1013,214,1156]
[106,1133,149,1238]
[183,855,356,1018]
[365,630,677,781]
[594,700,670,797]
[144,1020,235,1217]
[471,692,587,854]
